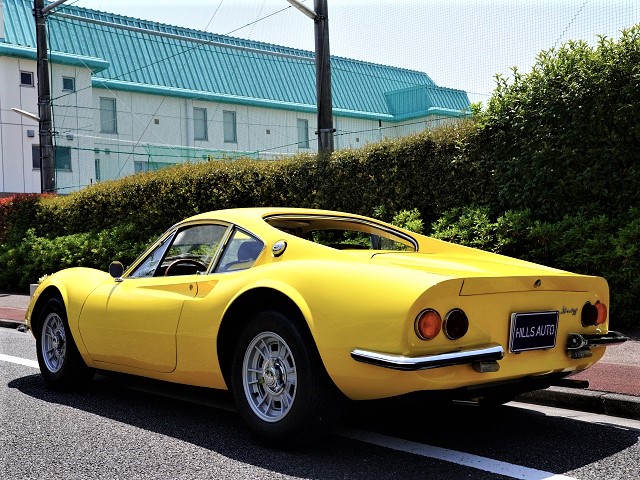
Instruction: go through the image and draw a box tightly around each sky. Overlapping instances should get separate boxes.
[61,1,638,103]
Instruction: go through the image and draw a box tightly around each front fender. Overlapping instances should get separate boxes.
[27,267,113,365]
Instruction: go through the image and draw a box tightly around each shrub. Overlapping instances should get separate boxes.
[0,193,53,244]
[431,206,498,251]
[480,26,640,220]
[0,224,147,292]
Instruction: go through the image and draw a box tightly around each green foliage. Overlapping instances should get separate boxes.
[0,225,146,292]
[391,208,424,234]
[0,193,51,244]
[431,206,498,251]
[481,26,640,220]
[372,206,424,234]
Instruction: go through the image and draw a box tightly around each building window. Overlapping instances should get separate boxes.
[95,158,101,182]
[32,145,72,171]
[134,161,149,174]
[62,77,75,92]
[32,145,39,169]
[223,110,237,143]
[56,146,72,171]
[20,71,34,86]
[100,97,117,134]
[297,118,309,149]
[193,107,208,141]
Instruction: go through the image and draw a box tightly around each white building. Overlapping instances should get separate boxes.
[0,0,470,194]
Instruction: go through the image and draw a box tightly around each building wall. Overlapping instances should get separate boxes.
[0,56,40,193]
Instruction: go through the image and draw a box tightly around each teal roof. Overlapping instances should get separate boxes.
[2,0,469,120]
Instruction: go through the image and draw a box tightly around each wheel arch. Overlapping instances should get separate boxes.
[29,285,67,337]
[216,285,321,389]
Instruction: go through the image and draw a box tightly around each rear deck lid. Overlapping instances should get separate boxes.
[368,252,591,294]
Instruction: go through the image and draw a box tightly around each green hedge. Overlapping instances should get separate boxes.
[24,121,486,244]
[432,206,639,329]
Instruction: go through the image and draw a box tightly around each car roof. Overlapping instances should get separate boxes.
[183,207,373,226]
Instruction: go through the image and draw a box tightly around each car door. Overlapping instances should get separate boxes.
[78,223,229,373]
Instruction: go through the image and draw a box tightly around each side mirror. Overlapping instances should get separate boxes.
[108,261,124,280]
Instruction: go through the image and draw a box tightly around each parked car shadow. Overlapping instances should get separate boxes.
[8,372,639,480]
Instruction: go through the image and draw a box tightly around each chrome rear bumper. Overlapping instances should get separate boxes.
[350,344,504,371]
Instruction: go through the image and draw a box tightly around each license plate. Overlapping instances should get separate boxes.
[509,311,559,353]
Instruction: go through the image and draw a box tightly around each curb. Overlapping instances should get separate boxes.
[0,319,26,329]
[517,386,640,421]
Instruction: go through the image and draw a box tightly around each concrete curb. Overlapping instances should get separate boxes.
[0,319,26,330]
[516,386,640,421]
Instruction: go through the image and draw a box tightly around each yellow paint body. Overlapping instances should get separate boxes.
[26,208,611,401]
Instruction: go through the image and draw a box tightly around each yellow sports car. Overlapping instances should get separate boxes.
[26,208,626,444]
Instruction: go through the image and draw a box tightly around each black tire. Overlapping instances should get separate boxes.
[35,297,95,389]
[230,310,341,446]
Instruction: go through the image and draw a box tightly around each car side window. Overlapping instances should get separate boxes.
[215,229,264,273]
[129,224,228,278]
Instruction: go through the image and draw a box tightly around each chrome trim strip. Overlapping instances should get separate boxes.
[350,344,504,371]
[263,214,419,251]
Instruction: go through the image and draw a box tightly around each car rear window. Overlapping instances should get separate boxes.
[264,215,417,251]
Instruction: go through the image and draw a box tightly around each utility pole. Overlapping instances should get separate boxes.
[34,0,56,192]
[286,0,334,155]
[314,0,334,155]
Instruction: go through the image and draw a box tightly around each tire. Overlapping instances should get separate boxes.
[230,310,341,446]
[35,297,95,389]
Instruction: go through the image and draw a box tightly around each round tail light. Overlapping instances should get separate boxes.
[595,302,608,325]
[581,302,607,327]
[415,309,441,340]
[444,309,469,340]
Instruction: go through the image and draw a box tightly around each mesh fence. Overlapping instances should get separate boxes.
[40,0,639,193]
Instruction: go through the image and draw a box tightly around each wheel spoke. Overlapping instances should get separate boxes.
[253,343,266,360]
[256,392,268,408]
[265,396,274,414]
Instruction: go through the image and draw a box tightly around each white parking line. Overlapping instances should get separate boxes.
[0,352,582,480]
[0,353,39,369]
[337,427,579,480]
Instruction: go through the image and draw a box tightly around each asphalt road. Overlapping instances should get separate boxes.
[2,327,639,480]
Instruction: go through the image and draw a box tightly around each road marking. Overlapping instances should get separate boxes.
[0,353,39,369]
[337,427,579,480]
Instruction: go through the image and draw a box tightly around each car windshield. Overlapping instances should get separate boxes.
[129,223,228,277]
[264,214,417,251]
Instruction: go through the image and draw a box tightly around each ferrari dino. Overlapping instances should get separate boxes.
[26,207,627,444]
